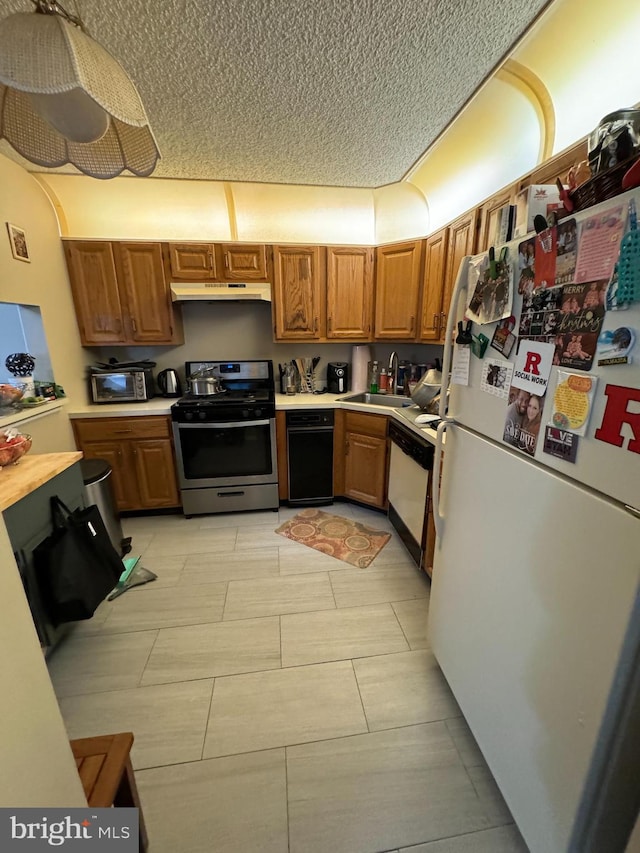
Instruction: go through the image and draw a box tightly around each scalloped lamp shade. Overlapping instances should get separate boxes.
[0,9,160,179]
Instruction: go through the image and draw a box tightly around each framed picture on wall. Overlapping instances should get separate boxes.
[6,222,30,263]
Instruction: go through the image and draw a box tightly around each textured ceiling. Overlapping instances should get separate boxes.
[0,0,550,186]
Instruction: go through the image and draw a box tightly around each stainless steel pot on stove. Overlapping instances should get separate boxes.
[187,367,227,396]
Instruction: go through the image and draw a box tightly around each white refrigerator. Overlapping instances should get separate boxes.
[428,189,640,853]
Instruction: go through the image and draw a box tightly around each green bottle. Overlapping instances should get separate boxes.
[369,360,379,393]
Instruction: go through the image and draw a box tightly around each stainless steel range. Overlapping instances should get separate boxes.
[171,360,278,516]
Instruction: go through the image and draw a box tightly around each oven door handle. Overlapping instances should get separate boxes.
[177,420,271,429]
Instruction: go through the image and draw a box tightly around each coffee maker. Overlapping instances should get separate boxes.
[327,362,349,394]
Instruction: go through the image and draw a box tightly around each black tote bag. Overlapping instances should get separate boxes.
[34,497,124,625]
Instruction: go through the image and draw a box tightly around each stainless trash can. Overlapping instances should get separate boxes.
[80,458,125,557]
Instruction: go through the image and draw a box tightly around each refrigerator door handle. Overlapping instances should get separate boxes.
[433,419,449,540]
[434,253,473,541]
[439,255,472,421]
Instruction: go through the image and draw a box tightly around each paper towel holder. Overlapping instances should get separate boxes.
[351,344,371,393]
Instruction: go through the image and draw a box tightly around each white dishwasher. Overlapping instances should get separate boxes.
[387,420,434,566]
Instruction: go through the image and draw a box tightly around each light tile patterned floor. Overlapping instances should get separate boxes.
[47,502,529,853]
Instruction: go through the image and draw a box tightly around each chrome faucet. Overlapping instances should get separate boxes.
[388,351,398,395]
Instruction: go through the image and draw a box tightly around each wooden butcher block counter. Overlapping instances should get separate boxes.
[0,452,82,512]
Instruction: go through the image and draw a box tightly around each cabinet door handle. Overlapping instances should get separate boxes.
[345,439,350,455]
[132,447,137,455]
[130,317,137,333]
[440,312,446,335]
[410,316,415,332]
[113,429,133,434]
[314,317,319,332]
[224,251,230,269]
[327,317,332,332]
[208,250,214,270]
[432,313,440,333]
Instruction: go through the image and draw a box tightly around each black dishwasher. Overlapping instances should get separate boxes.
[286,410,334,505]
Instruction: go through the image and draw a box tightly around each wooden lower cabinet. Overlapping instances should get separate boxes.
[337,410,388,509]
[345,433,387,507]
[80,441,139,511]
[72,416,180,512]
[132,440,180,508]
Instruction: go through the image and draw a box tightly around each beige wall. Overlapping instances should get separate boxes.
[39,175,383,244]
[0,154,92,805]
[0,153,91,451]
[89,300,443,388]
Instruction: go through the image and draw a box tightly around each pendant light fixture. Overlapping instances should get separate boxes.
[0,1,160,179]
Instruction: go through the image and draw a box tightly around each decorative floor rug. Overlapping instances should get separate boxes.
[276,509,391,568]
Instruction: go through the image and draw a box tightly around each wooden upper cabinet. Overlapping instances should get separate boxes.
[219,243,269,281]
[374,240,424,340]
[477,185,517,253]
[168,243,217,280]
[63,242,127,345]
[272,245,325,340]
[167,243,269,282]
[115,243,175,343]
[419,228,448,342]
[64,240,182,347]
[440,210,479,342]
[326,246,374,340]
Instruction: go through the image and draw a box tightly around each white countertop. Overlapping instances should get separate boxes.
[67,393,442,445]
[0,399,67,432]
[66,398,176,417]
[275,393,442,444]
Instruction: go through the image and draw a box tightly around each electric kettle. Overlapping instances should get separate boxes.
[156,368,181,398]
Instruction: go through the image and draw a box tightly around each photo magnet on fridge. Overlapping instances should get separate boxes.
[467,253,513,325]
[480,358,514,400]
[543,425,579,463]
[575,205,627,284]
[555,218,578,286]
[597,327,636,366]
[551,372,598,436]
[503,385,546,457]
[511,340,555,395]
[490,315,517,358]
[534,226,557,290]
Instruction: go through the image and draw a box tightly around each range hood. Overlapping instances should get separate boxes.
[170,282,271,302]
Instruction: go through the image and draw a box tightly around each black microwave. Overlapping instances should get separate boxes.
[89,368,155,403]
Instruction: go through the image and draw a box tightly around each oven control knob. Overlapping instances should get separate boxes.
[255,409,263,418]
[199,411,207,420]
[185,412,193,421]
[242,409,249,418]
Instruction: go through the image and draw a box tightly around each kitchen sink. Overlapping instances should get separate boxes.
[340,392,413,408]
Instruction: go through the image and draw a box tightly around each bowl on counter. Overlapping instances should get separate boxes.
[0,384,24,408]
[0,432,32,468]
